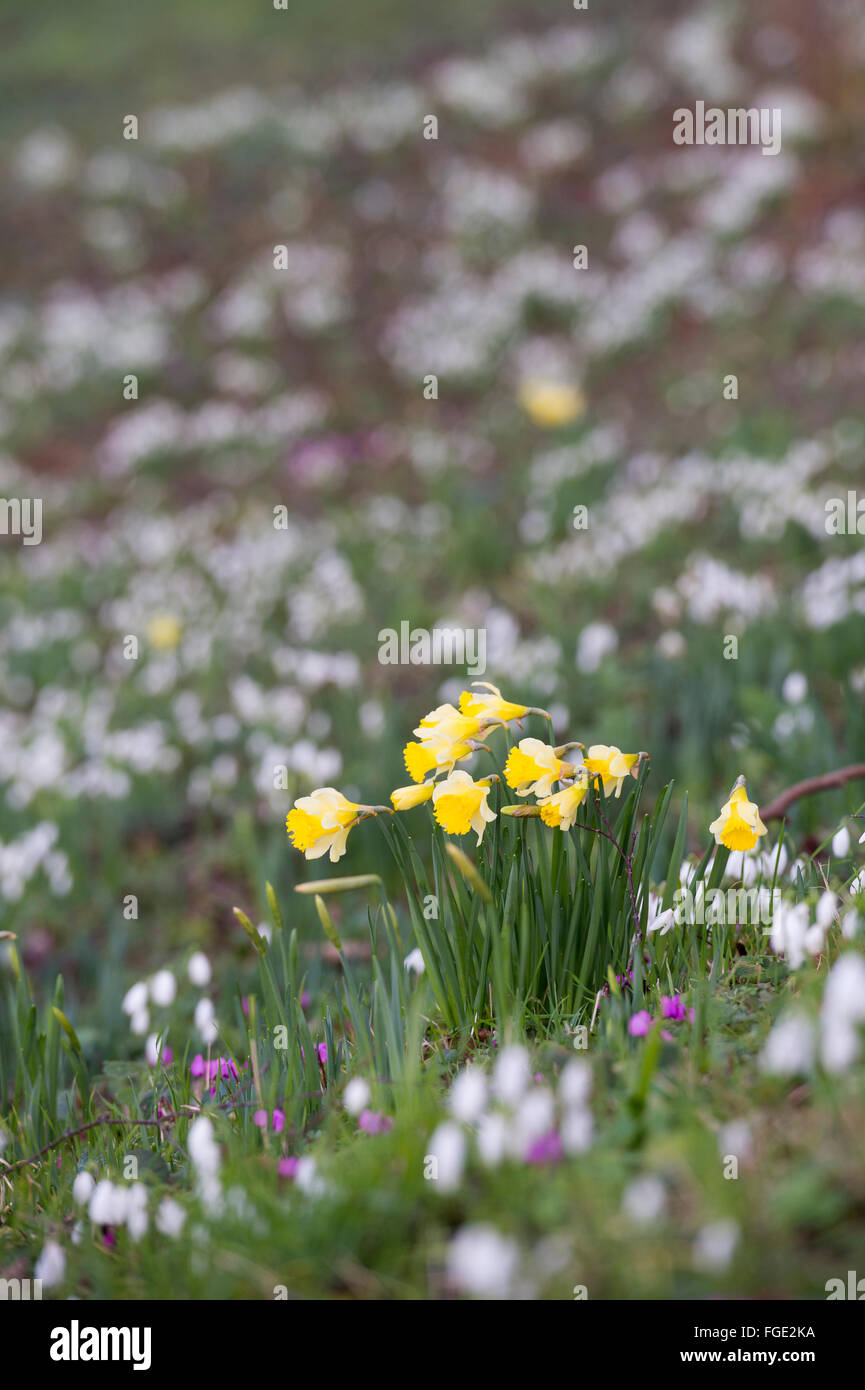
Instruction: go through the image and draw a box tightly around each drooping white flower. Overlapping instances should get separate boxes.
[155,1197,186,1237]
[343,1077,371,1116]
[832,826,851,857]
[426,1122,466,1192]
[760,1012,814,1076]
[149,969,176,1007]
[492,1045,531,1107]
[815,890,837,931]
[89,1179,128,1226]
[403,947,425,976]
[476,1111,508,1167]
[188,952,211,987]
[121,981,148,1016]
[449,1067,488,1124]
[558,1059,592,1108]
[622,1175,667,1226]
[72,1170,95,1204]
[447,1224,520,1299]
[34,1239,66,1288]
[188,1115,221,1177]
[693,1219,739,1273]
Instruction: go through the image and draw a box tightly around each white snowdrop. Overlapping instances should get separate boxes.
[403,947,425,976]
[815,890,837,930]
[832,826,851,857]
[492,1045,531,1107]
[781,671,807,704]
[343,1077,371,1116]
[72,1170,95,1204]
[448,1067,488,1124]
[426,1122,466,1192]
[476,1111,509,1168]
[129,1008,150,1037]
[149,969,176,1007]
[34,1239,66,1288]
[560,1107,594,1155]
[89,1180,128,1226]
[760,1012,814,1076]
[447,1224,520,1299]
[693,1219,739,1273]
[622,1175,667,1226]
[188,951,211,987]
[121,981,148,1016]
[155,1197,186,1237]
[558,1059,592,1108]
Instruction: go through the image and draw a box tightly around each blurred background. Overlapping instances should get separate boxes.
[2,0,865,1057]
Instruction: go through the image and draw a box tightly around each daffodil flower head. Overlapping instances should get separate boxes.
[583,744,639,798]
[431,771,496,845]
[403,736,473,783]
[538,775,589,830]
[286,788,364,862]
[458,682,530,724]
[390,783,435,812]
[504,738,563,798]
[709,776,768,853]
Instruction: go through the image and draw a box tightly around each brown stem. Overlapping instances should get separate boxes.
[760,763,865,822]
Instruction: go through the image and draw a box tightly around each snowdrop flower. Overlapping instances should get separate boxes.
[560,1107,593,1155]
[760,1012,814,1076]
[194,997,219,1044]
[89,1180,128,1226]
[188,951,211,987]
[832,826,851,857]
[129,1008,150,1036]
[149,969,176,1006]
[447,1224,520,1299]
[816,890,837,931]
[145,1033,172,1068]
[492,1045,531,1107]
[294,1156,327,1197]
[34,1239,65,1288]
[770,900,810,968]
[693,1219,739,1273]
[622,1174,667,1225]
[403,947,425,975]
[188,1115,221,1176]
[448,1066,488,1124]
[781,671,807,704]
[155,1197,186,1237]
[511,1088,555,1156]
[126,1183,149,1241]
[842,910,860,941]
[820,954,865,1073]
[426,1122,466,1192]
[72,1171,95,1204]
[343,1077,371,1116]
[558,1059,592,1108]
[121,981,148,1016]
[476,1111,508,1167]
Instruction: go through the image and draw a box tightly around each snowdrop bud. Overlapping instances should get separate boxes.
[560,1107,594,1155]
[781,671,807,704]
[842,910,860,941]
[121,981,148,1016]
[511,1088,555,1153]
[34,1239,65,1288]
[427,1122,466,1192]
[294,1156,326,1196]
[129,1008,150,1037]
[492,1045,531,1107]
[156,1197,186,1237]
[188,952,211,987]
[760,1013,814,1076]
[559,1059,592,1108]
[804,924,825,957]
[145,1033,167,1067]
[343,1077,371,1116]
[449,1067,488,1123]
[816,890,837,930]
[89,1180,127,1226]
[403,947,425,975]
[476,1111,508,1167]
[447,1224,519,1299]
[149,969,176,1007]
[126,1183,149,1241]
[72,1171,95,1204]
[188,1115,221,1177]
[693,1219,739,1273]
[832,826,851,857]
[622,1175,667,1225]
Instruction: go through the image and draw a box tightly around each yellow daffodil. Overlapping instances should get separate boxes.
[286,788,367,862]
[518,379,585,429]
[147,615,182,650]
[709,777,767,853]
[504,738,564,798]
[458,682,529,723]
[403,736,473,783]
[391,783,435,811]
[431,771,496,845]
[415,703,488,745]
[583,744,639,798]
[538,776,590,829]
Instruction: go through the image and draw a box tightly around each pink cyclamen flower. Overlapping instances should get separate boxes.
[660,995,693,1022]
[317,1043,328,1066]
[526,1130,563,1165]
[254,1109,285,1133]
[190,1054,239,1082]
[628,1011,653,1037]
[278,1157,300,1180]
[358,1109,393,1135]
